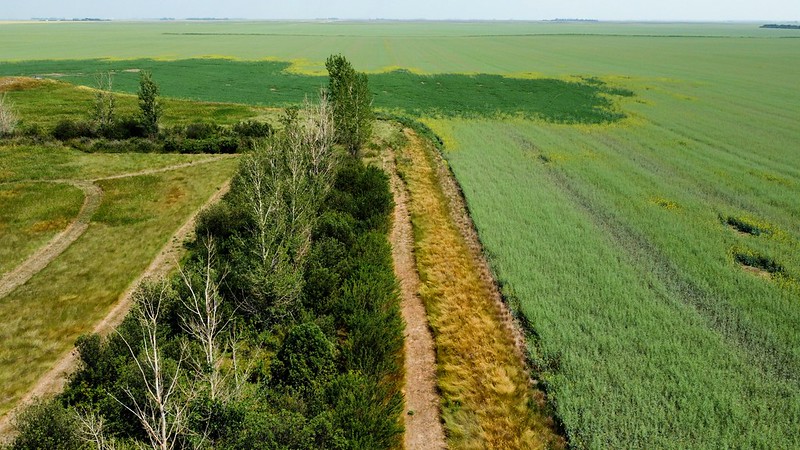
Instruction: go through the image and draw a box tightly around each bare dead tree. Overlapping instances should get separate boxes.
[91,71,116,129]
[113,282,191,450]
[178,235,235,400]
[74,408,115,450]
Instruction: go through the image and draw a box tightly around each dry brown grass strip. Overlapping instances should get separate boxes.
[397,129,564,450]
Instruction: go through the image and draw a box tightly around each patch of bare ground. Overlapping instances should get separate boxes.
[382,148,447,450]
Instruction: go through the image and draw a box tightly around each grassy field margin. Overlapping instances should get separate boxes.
[396,127,563,449]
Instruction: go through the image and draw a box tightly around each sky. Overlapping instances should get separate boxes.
[0,0,798,21]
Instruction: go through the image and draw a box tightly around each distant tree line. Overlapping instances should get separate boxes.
[760,24,800,29]
[5,55,403,450]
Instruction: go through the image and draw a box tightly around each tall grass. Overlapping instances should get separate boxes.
[397,128,563,449]
[441,119,800,448]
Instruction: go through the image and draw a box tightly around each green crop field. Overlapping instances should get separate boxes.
[1,20,799,448]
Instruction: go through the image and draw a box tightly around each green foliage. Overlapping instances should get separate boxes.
[232,120,274,138]
[722,215,770,236]
[137,70,162,137]
[326,54,374,155]
[90,72,116,130]
[52,118,96,140]
[0,59,629,124]
[8,400,82,450]
[98,116,148,140]
[273,322,336,389]
[733,249,784,274]
[326,372,404,450]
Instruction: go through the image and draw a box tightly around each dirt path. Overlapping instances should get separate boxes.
[0,157,234,437]
[0,155,233,302]
[0,181,102,300]
[383,149,447,450]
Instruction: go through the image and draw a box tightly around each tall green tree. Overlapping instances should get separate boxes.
[137,71,162,137]
[325,54,373,155]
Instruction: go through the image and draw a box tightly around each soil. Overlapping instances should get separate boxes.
[0,156,234,437]
[382,148,447,450]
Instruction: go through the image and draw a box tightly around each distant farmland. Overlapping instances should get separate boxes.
[1,21,799,448]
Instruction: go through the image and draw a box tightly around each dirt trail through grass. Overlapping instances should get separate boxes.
[0,155,234,302]
[0,181,101,300]
[397,129,564,449]
[0,156,234,436]
[382,148,447,450]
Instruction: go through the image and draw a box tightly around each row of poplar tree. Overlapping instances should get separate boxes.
[6,54,405,450]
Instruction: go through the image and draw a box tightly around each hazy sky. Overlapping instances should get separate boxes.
[1,0,798,21]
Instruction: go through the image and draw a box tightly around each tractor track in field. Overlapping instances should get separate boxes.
[383,148,447,450]
[0,155,234,437]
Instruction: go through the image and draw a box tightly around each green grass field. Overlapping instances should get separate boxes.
[1,20,799,447]
[0,183,84,274]
[0,152,237,416]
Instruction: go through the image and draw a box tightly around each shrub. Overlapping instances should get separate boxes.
[9,400,82,450]
[185,121,223,139]
[233,120,274,138]
[327,372,404,449]
[52,119,96,141]
[99,116,148,140]
[273,322,337,389]
[163,135,239,154]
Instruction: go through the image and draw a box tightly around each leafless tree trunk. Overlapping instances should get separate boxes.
[75,408,114,450]
[113,282,191,450]
[178,236,234,400]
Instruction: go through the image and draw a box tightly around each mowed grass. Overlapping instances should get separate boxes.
[0,158,237,416]
[0,183,84,274]
[396,128,563,449]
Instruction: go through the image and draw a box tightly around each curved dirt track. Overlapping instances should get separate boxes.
[0,156,234,436]
[383,149,447,450]
[0,181,101,300]
[0,155,234,302]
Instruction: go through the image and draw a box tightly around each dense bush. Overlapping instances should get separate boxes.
[7,400,82,450]
[52,119,96,140]
[163,135,240,154]
[98,116,148,140]
[233,120,274,138]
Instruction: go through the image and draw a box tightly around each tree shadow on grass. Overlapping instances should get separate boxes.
[0,58,632,124]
